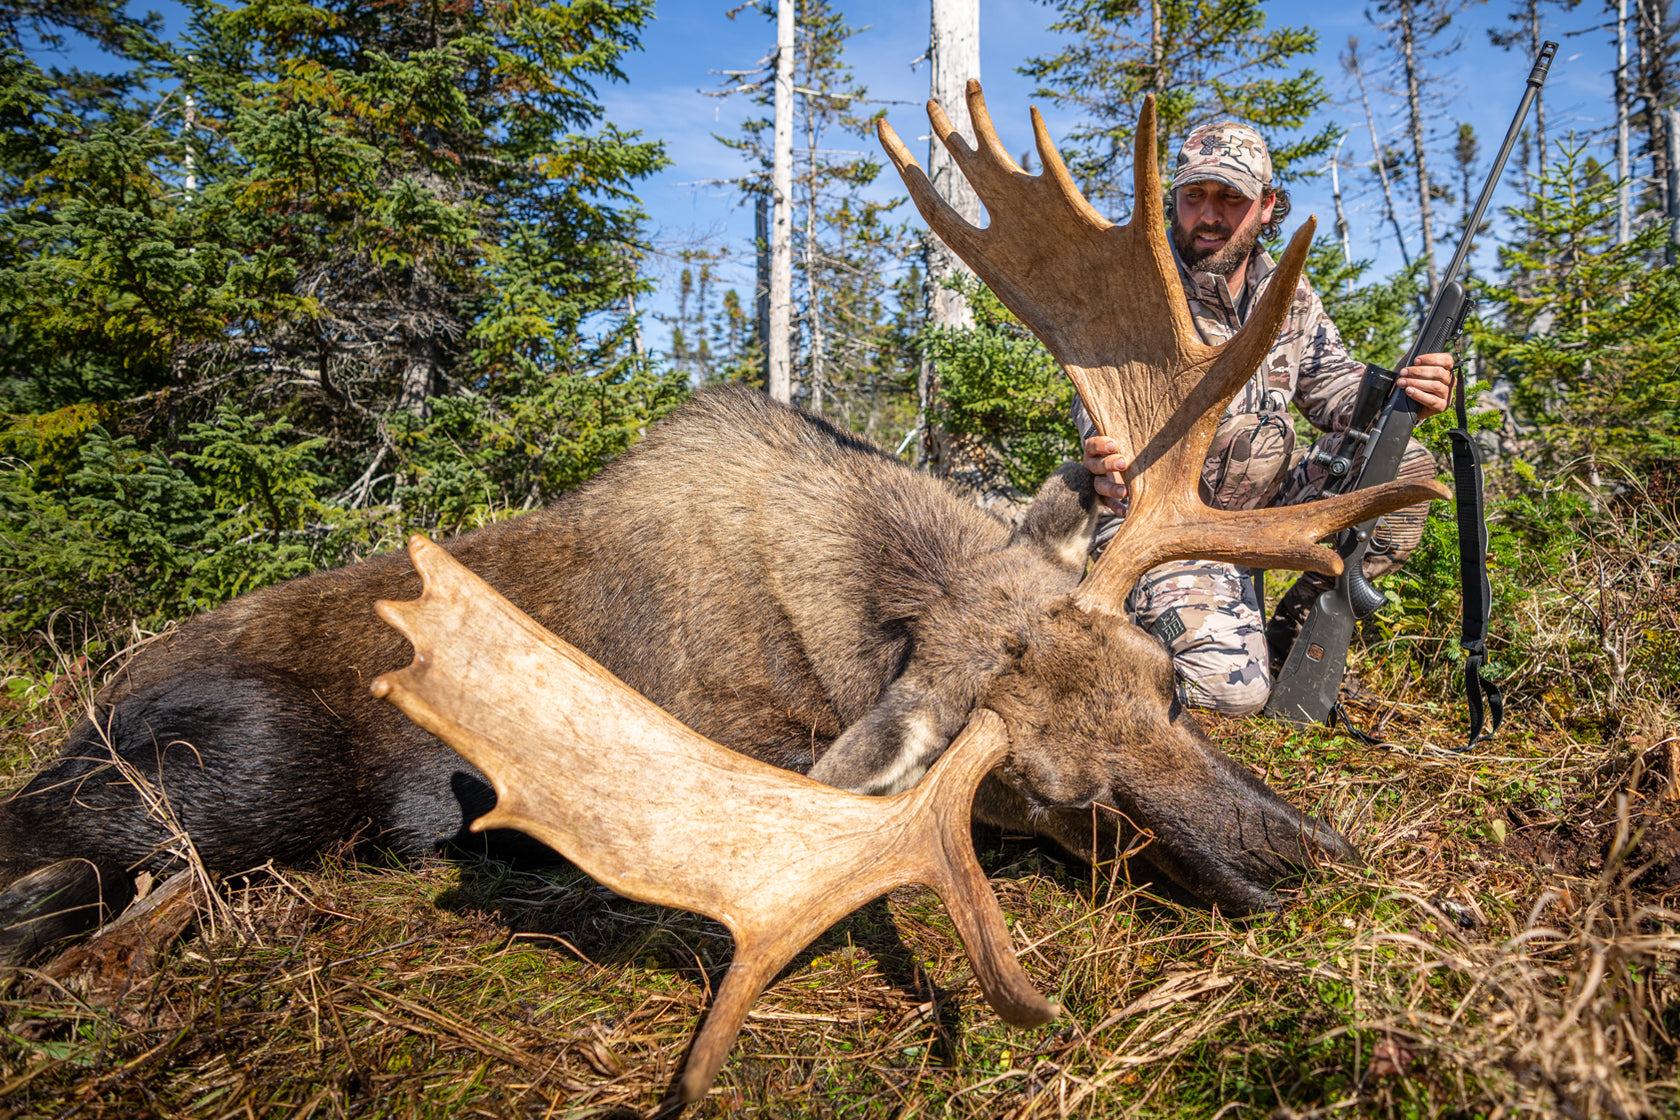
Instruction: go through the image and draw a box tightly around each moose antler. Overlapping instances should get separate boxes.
[369,536,1056,1105]
[879,84,1448,606]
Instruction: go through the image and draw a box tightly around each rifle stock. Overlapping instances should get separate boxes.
[1264,580,1354,724]
[1264,288,1465,726]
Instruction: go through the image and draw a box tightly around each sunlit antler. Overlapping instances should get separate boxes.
[879,83,1447,607]
[369,537,1055,1106]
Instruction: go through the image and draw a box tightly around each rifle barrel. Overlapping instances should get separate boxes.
[1438,41,1557,294]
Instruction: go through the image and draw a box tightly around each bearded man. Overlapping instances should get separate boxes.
[1077,120,1456,716]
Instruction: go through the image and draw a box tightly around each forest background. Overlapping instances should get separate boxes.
[2,0,1675,707]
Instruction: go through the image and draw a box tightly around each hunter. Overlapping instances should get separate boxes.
[1079,119,1456,715]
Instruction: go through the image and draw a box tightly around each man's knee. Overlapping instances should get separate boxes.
[1179,664,1271,716]
[1132,560,1270,716]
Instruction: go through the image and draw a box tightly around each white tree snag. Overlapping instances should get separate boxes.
[918,0,982,472]
[928,0,981,332]
[1345,38,1413,270]
[369,536,1055,1105]
[877,85,1448,606]
[768,0,796,403]
[1394,0,1439,298]
[1330,132,1354,288]
[1667,108,1679,265]
[1616,0,1632,246]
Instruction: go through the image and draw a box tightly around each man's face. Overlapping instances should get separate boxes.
[1171,181,1275,277]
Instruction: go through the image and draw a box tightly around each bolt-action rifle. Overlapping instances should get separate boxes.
[1264,40,1557,731]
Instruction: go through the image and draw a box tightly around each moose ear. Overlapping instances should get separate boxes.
[1010,462,1103,571]
[807,674,982,795]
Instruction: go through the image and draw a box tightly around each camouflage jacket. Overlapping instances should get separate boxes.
[1075,240,1366,440]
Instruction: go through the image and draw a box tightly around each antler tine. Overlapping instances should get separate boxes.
[955,79,1027,182]
[1187,217,1318,422]
[1077,476,1450,606]
[1030,106,1109,230]
[929,81,1102,230]
[1119,97,1180,326]
[878,116,984,252]
[1129,98,1165,232]
[371,537,1054,1104]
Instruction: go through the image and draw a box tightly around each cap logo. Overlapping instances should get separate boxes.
[1172,120,1273,201]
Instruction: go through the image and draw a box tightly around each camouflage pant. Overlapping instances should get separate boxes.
[1111,418,1439,716]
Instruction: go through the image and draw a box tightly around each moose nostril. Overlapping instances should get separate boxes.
[1296,815,1360,867]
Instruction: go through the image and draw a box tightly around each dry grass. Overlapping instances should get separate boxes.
[0,676,1674,1119]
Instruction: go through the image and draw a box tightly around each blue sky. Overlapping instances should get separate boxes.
[610,1,1621,350]
[31,1,1625,353]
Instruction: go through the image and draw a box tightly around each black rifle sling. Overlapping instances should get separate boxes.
[1447,374,1502,749]
[1329,700,1383,747]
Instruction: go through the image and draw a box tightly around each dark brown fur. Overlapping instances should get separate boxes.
[0,387,1354,962]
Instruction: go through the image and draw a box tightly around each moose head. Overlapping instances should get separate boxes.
[798,86,1443,898]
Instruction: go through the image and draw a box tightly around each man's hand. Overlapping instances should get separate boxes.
[1081,436,1130,514]
[1398,352,1455,419]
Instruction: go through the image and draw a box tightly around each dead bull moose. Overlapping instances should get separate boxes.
[2,88,1441,1031]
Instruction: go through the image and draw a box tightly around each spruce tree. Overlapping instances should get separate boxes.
[0,0,684,646]
[1020,0,1335,215]
[1479,140,1680,470]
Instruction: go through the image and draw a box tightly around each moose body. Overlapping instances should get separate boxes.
[0,386,1356,962]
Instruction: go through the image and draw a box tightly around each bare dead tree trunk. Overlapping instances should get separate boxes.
[1330,131,1353,289]
[922,0,981,472]
[1636,0,1676,223]
[183,78,196,197]
[626,290,644,360]
[1531,0,1550,197]
[398,335,440,418]
[1669,107,1680,264]
[1639,0,1661,216]
[927,0,980,332]
[1617,0,1633,245]
[769,0,795,404]
[1150,0,1166,93]
[1345,38,1413,269]
[1394,0,1440,296]
[1454,122,1480,278]
[755,192,770,381]
[804,107,824,414]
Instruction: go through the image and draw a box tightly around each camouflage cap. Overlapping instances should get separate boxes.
[1171,120,1273,200]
